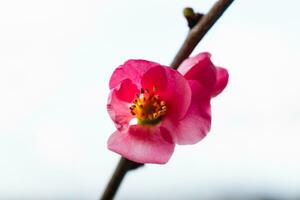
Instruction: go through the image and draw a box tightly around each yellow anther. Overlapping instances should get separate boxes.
[129,87,167,124]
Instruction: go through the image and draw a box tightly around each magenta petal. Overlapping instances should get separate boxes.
[162,80,211,145]
[177,52,217,91]
[107,125,175,164]
[141,65,167,92]
[109,59,160,89]
[107,79,138,131]
[114,79,139,102]
[211,67,229,97]
[141,66,192,120]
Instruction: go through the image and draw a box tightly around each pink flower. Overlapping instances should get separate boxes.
[107,52,228,164]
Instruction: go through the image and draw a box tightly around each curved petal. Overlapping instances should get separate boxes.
[211,67,229,97]
[141,66,192,120]
[107,79,139,131]
[141,65,168,92]
[177,52,217,92]
[162,80,211,145]
[109,59,161,89]
[107,125,175,164]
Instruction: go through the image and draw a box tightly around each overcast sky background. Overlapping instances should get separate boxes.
[1,0,300,199]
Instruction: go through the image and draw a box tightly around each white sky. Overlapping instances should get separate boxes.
[0,0,300,199]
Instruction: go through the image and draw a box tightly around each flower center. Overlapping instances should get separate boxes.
[129,87,167,125]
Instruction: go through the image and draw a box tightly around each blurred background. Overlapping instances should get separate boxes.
[1,0,300,199]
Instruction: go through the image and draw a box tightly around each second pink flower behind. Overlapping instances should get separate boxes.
[107,52,228,164]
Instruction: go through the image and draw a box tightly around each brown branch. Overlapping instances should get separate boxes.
[100,157,143,200]
[101,0,234,199]
[170,0,234,69]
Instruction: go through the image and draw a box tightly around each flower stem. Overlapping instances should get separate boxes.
[100,157,143,200]
[101,0,234,199]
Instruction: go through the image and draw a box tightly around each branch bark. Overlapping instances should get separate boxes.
[170,0,234,69]
[100,158,143,200]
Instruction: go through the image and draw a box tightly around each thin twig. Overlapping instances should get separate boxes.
[170,0,234,69]
[101,0,234,199]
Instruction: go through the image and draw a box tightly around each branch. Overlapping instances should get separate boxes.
[100,157,143,200]
[170,0,234,69]
[101,0,234,199]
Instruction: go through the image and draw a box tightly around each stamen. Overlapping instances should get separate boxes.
[129,87,167,125]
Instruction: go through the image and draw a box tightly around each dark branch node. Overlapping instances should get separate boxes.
[183,7,204,29]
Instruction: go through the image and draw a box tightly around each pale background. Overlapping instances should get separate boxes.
[1,0,300,199]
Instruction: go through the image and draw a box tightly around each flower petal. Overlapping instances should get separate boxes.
[141,65,167,92]
[109,59,160,89]
[141,66,192,120]
[162,80,211,145]
[177,52,217,92]
[211,67,229,97]
[107,125,175,164]
[107,79,139,131]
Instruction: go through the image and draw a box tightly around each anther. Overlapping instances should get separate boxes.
[129,87,167,124]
